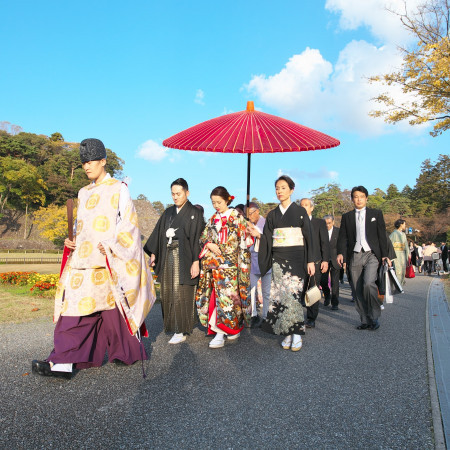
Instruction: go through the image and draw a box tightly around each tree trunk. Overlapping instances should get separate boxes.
[24,203,28,239]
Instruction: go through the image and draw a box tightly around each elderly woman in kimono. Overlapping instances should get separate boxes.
[196,186,253,349]
[248,175,315,352]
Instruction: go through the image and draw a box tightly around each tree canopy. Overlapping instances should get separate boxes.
[369,0,450,136]
[0,128,124,211]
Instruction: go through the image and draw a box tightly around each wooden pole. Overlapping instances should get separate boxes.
[66,199,73,241]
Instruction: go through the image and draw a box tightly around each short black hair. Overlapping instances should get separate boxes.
[275,175,295,190]
[171,178,189,191]
[394,219,406,229]
[351,186,368,198]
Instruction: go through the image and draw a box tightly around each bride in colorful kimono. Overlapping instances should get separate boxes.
[248,175,315,351]
[196,186,253,349]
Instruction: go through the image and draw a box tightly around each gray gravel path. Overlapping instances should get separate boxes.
[0,276,435,449]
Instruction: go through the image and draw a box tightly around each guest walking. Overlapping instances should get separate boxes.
[248,175,315,351]
[337,186,390,331]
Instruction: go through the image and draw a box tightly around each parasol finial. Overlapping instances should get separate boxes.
[246,101,255,112]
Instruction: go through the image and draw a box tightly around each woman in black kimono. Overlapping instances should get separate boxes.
[248,175,315,351]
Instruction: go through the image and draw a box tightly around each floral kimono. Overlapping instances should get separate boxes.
[258,202,314,336]
[196,208,252,335]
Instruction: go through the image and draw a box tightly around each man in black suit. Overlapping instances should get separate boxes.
[300,198,330,328]
[320,215,340,310]
[337,186,390,330]
[441,242,448,273]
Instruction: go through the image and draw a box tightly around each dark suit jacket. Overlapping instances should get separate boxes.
[441,244,448,260]
[328,226,340,269]
[337,207,388,263]
[310,217,330,264]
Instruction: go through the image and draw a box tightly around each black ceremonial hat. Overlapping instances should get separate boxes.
[79,138,107,163]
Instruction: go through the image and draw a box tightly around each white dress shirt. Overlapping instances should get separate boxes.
[354,207,371,252]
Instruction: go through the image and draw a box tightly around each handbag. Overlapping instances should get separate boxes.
[405,264,415,278]
[304,276,321,307]
[385,271,394,303]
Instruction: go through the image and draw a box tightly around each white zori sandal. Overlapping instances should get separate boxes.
[291,334,302,352]
[209,333,225,348]
[281,335,292,350]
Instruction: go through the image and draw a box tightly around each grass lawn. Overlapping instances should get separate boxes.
[0,263,61,274]
[0,284,54,324]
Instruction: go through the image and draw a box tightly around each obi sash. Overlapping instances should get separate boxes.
[273,227,304,247]
[393,242,405,251]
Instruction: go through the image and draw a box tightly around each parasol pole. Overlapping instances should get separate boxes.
[245,100,255,219]
[246,153,251,218]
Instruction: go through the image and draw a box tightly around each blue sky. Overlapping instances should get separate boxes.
[1,0,447,218]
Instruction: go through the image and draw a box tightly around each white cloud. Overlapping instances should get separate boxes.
[195,89,205,105]
[245,40,425,136]
[243,1,430,137]
[136,139,168,162]
[325,0,421,45]
[246,48,333,116]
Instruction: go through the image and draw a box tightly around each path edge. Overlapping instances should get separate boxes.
[426,278,446,449]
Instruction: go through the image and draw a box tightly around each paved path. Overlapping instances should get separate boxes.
[429,277,450,447]
[0,275,444,449]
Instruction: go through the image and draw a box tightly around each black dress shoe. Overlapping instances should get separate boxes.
[250,316,263,328]
[32,360,72,379]
[369,320,380,330]
[356,324,369,330]
[331,305,339,310]
[323,297,331,306]
[305,320,315,328]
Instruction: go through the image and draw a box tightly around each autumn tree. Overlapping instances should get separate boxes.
[369,0,450,136]
[34,204,77,245]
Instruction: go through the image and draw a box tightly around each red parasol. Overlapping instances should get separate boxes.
[163,101,340,207]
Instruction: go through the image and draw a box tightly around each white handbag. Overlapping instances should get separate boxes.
[304,276,321,307]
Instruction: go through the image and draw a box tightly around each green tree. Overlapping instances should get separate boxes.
[0,157,47,237]
[50,132,64,142]
[401,184,413,197]
[151,201,165,215]
[386,183,400,199]
[413,154,449,212]
[382,197,412,216]
[368,188,386,209]
[310,183,345,218]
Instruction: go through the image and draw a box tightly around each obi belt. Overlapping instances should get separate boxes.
[273,227,304,247]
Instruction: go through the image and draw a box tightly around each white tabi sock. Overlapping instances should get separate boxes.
[51,363,73,373]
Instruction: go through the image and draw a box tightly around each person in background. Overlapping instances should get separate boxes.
[409,241,416,268]
[245,202,271,328]
[423,242,437,275]
[320,214,340,311]
[441,242,448,274]
[416,243,424,273]
[389,219,410,285]
[299,198,329,328]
